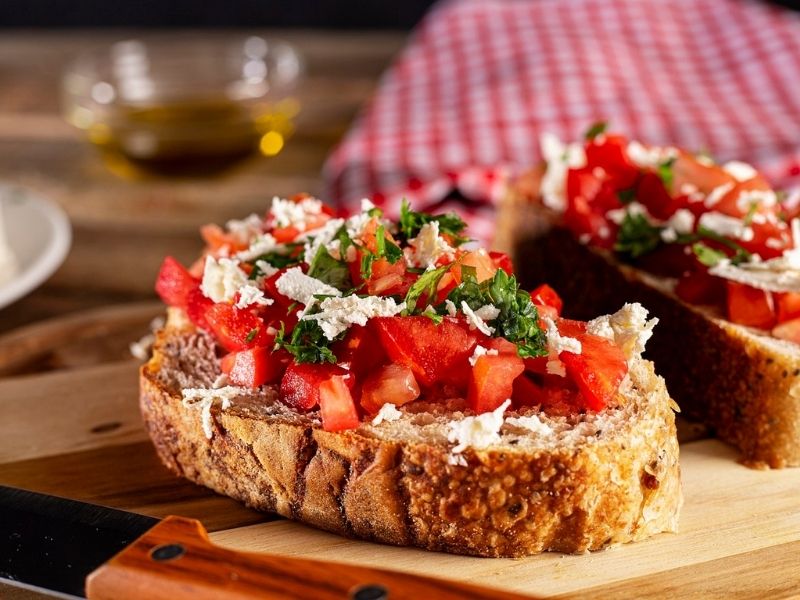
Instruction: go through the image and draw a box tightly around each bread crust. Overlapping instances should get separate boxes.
[141,319,682,557]
[499,193,800,469]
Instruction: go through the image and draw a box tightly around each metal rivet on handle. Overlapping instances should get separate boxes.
[150,543,185,562]
[351,584,389,600]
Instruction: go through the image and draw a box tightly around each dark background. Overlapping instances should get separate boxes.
[0,0,437,28]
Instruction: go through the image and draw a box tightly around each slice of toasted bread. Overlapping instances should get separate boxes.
[498,190,800,469]
[140,309,681,557]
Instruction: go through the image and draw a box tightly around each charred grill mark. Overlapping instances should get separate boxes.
[292,427,317,519]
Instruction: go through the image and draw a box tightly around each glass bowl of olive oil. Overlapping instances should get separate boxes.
[62,35,302,175]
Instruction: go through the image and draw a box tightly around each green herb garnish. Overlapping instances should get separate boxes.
[245,328,259,343]
[403,263,451,314]
[584,121,608,141]
[617,188,636,204]
[614,212,663,258]
[657,157,676,190]
[273,320,338,364]
[307,245,352,291]
[398,199,469,246]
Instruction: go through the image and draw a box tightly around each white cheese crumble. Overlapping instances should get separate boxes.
[302,294,406,340]
[255,259,279,278]
[723,161,758,182]
[447,399,511,454]
[445,299,458,317]
[540,133,587,211]
[660,208,695,243]
[235,233,278,262]
[697,211,754,242]
[275,267,341,306]
[181,386,244,439]
[735,189,777,213]
[235,284,274,309]
[201,257,248,303]
[371,403,402,425]
[469,344,499,366]
[542,316,581,377]
[461,302,497,336]
[269,196,323,229]
[704,182,734,208]
[505,413,553,436]
[226,214,264,244]
[300,217,346,264]
[626,141,678,169]
[129,334,155,361]
[606,201,652,226]
[404,221,455,269]
[587,303,658,360]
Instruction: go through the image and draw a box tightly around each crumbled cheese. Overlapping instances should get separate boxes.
[606,201,652,226]
[226,214,264,244]
[666,208,695,234]
[236,233,278,262]
[704,182,734,208]
[201,257,248,303]
[255,259,279,278]
[587,303,658,360]
[626,141,678,169]
[371,403,402,425]
[275,267,341,306]
[474,305,501,321]
[404,221,455,269]
[129,334,155,361]
[766,237,785,250]
[469,344,499,366]
[300,217,346,264]
[539,133,587,211]
[735,189,777,213]
[445,299,458,317]
[542,316,581,376]
[461,302,496,336]
[303,295,405,340]
[660,227,678,243]
[697,211,754,242]
[680,183,699,196]
[447,399,511,453]
[505,413,553,436]
[723,161,758,182]
[235,284,274,309]
[269,196,323,229]
[182,386,244,439]
[361,198,376,212]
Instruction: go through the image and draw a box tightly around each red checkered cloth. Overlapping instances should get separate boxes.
[324,0,800,242]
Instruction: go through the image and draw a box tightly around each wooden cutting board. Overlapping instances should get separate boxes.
[1,303,799,599]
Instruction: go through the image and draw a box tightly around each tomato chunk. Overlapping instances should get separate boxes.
[371,316,479,387]
[489,251,514,275]
[725,281,776,329]
[155,257,199,308]
[773,318,800,344]
[530,284,563,317]
[331,325,386,377]
[675,269,725,306]
[280,362,351,411]
[560,333,628,411]
[205,303,271,352]
[468,353,525,413]
[185,286,214,332]
[360,364,421,414]
[319,374,360,431]
[220,347,289,388]
[776,292,800,324]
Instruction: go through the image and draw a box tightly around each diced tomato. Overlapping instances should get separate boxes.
[738,219,789,260]
[713,175,772,218]
[185,286,214,331]
[204,303,271,352]
[155,257,199,308]
[331,325,386,376]
[272,225,301,244]
[636,172,680,220]
[670,152,734,197]
[262,269,295,307]
[360,364,421,414]
[280,362,351,411]
[675,269,726,306]
[524,355,547,375]
[530,284,563,317]
[776,292,800,323]
[456,249,497,283]
[220,347,289,388]
[555,318,587,338]
[560,332,628,411]
[489,251,514,275]
[367,257,414,296]
[200,224,249,254]
[511,374,545,407]
[371,316,479,387]
[319,374,360,431]
[772,318,800,343]
[725,281,776,329]
[585,134,639,190]
[483,336,518,355]
[434,270,459,304]
[468,353,525,413]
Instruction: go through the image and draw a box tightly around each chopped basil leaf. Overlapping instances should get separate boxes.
[403,263,451,314]
[360,252,375,280]
[307,245,352,291]
[742,202,758,227]
[617,188,636,204]
[274,320,338,364]
[245,328,259,343]
[657,157,676,190]
[614,212,663,258]
[445,269,547,358]
[692,243,727,267]
[584,121,608,141]
[398,199,469,246]
[367,206,384,218]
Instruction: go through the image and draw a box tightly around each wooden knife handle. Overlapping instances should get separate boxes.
[85,516,536,600]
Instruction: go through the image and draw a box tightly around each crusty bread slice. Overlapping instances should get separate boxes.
[497,190,800,469]
[140,308,682,557]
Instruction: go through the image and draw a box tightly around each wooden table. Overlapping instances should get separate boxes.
[2,31,800,600]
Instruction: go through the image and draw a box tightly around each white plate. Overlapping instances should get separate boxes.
[0,185,71,310]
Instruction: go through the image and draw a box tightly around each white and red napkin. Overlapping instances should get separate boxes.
[324,0,800,242]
